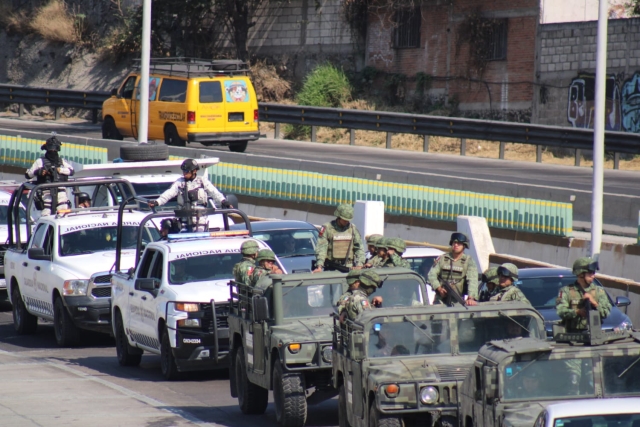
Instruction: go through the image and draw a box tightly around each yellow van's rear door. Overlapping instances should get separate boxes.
[197,80,226,133]
[222,78,257,133]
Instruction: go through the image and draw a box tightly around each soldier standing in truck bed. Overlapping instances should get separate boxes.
[428,232,478,306]
[313,203,365,272]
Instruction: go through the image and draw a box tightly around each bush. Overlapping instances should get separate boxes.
[29,0,77,43]
[297,63,352,108]
[251,60,291,102]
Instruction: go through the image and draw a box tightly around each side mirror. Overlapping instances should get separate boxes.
[135,278,160,294]
[252,296,269,322]
[483,366,498,402]
[111,88,118,96]
[28,247,51,261]
[616,296,631,307]
[349,332,364,361]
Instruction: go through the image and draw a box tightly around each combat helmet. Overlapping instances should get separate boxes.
[334,203,354,221]
[41,133,62,151]
[497,263,519,280]
[180,158,200,172]
[256,249,276,263]
[482,267,500,285]
[376,237,391,250]
[449,232,470,249]
[359,270,381,292]
[346,269,360,285]
[387,237,407,254]
[77,192,91,204]
[366,234,383,246]
[241,240,260,256]
[572,257,599,276]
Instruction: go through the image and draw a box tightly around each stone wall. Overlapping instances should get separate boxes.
[534,18,640,133]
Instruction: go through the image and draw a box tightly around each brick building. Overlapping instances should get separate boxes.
[365,0,539,115]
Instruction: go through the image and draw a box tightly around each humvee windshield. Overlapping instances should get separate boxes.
[368,318,451,357]
[603,355,640,396]
[457,315,543,353]
[282,283,341,318]
[375,277,424,307]
[503,358,595,401]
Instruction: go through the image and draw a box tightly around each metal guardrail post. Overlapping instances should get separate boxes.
[92,109,98,124]
[274,123,281,139]
[386,132,392,149]
[350,129,355,146]
[18,104,24,117]
[614,152,620,170]
[499,142,505,159]
[423,135,430,152]
[460,138,466,156]
[311,126,317,142]
[536,145,542,163]
[575,149,581,166]
[54,107,60,121]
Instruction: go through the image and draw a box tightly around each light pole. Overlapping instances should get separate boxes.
[590,0,608,259]
[137,0,152,144]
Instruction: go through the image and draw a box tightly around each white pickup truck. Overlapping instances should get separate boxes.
[0,185,28,299]
[111,208,284,380]
[4,179,159,347]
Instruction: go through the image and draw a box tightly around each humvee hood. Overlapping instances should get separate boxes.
[368,357,472,383]
[502,402,547,427]
[271,318,334,342]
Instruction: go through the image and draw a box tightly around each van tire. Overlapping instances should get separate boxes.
[102,117,124,140]
[12,286,38,335]
[120,144,169,161]
[229,141,248,153]
[165,124,186,147]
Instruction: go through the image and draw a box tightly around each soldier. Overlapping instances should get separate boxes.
[233,240,259,285]
[364,237,389,268]
[478,267,500,302]
[384,238,411,268]
[427,232,478,306]
[159,218,180,240]
[313,203,365,272]
[76,192,91,208]
[556,257,611,332]
[365,234,383,261]
[249,249,283,287]
[149,159,231,232]
[339,270,382,322]
[490,263,530,304]
[25,133,74,215]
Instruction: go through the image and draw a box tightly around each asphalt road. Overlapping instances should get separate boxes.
[0,301,338,427]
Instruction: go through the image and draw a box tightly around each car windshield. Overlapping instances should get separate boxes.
[517,274,612,309]
[169,253,243,284]
[368,318,451,357]
[282,283,341,318]
[374,277,424,307]
[0,204,27,224]
[602,354,640,396]
[59,226,159,256]
[502,358,595,401]
[457,315,543,353]
[552,414,640,427]
[405,256,438,281]
[252,229,318,258]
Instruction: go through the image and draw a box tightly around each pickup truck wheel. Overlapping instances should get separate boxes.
[235,346,268,414]
[115,313,142,367]
[164,124,186,147]
[369,404,401,427]
[338,384,351,427]
[102,116,124,140]
[54,297,80,347]
[161,328,181,380]
[273,362,307,427]
[228,141,248,153]
[12,286,37,335]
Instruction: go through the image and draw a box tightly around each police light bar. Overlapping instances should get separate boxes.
[167,230,250,241]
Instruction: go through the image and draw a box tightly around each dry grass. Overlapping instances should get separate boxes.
[0,6,29,33]
[251,60,292,103]
[29,0,77,43]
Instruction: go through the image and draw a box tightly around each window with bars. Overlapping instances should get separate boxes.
[394,7,421,49]
[486,19,508,60]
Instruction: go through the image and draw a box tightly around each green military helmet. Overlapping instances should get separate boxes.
[346,269,360,285]
[482,267,500,285]
[572,257,599,276]
[449,232,470,249]
[366,234,383,246]
[359,270,381,289]
[497,263,519,280]
[376,237,390,250]
[256,249,276,263]
[387,237,407,254]
[334,203,354,221]
[241,240,260,256]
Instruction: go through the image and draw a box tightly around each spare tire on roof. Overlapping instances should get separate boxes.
[120,143,169,161]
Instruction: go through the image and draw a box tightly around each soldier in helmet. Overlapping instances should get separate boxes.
[249,249,284,286]
[364,237,389,268]
[233,240,259,285]
[313,203,365,272]
[159,218,181,240]
[478,267,500,302]
[556,257,611,332]
[339,270,382,322]
[76,192,92,208]
[25,133,74,215]
[384,238,411,268]
[365,234,383,261]
[149,158,231,232]
[490,263,530,304]
[428,232,479,306]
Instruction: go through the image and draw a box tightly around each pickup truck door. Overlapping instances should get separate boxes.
[23,223,55,319]
[140,252,163,344]
[128,249,158,349]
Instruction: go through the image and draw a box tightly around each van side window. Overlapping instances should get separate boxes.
[159,79,187,103]
[121,76,137,99]
[199,81,223,103]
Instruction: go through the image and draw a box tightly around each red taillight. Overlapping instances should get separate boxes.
[254,109,258,122]
[187,111,196,125]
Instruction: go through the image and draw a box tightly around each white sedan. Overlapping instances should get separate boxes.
[402,246,444,304]
[534,398,640,427]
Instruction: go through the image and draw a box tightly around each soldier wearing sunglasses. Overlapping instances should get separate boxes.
[428,232,478,306]
[490,263,530,304]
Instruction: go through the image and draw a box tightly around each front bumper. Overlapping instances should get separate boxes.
[63,295,112,334]
[172,327,230,371]
[187,131,260,143]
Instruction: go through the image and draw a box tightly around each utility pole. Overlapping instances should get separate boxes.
[137,0,152,143]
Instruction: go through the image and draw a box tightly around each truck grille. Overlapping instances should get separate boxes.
[436,365,469,382]
[93,274,112,284]
[91,287,112,298]
[201,302,230,332]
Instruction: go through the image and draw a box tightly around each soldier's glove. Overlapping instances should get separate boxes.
[148,200,158,208]
[221,200,232,209]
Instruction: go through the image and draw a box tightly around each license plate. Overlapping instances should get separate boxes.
[228,112,244,122]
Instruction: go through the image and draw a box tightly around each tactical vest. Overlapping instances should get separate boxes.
[345,289,369,320]
[567,286,598,310]
[490,285,515,302]
[439,255,470,294]
[179,182,207,207]
[331,225,354,260]
[37,157,68,184]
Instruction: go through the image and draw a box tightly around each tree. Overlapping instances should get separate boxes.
[216,0,267,61]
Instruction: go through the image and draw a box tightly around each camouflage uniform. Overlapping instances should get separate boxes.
[428,253,478,301]
[233,240,259,285]
[478,267,500,302]
[339,271,381,321]
[248,249,278,287]
[315,204,365,270]
[383,238,410,268]
[490,264,530,304]
[365,234,383,262]
[366,237,390,268]
[337,270,361,313]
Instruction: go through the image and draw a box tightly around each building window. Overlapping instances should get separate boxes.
[394,7,421,49]
[487,19,508,60]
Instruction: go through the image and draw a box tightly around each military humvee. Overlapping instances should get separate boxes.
[228,267,428,427]
[332,302,545,427]
[460,330,640,427]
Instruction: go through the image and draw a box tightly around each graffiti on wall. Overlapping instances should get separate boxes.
[567,71,640,133]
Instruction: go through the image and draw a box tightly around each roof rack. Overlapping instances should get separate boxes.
[132,57,250,78]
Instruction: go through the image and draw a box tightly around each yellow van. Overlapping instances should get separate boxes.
[102,58,259,153]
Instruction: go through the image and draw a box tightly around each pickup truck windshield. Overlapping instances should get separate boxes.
[169,253,243,284]
[59,226,159,256]
[282,283,341,318]
[603,354,640,396]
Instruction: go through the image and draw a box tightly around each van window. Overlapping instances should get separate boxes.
[121,76,137,99]
[200,81,223,103]
[224,80,250,102]
[159,79,187,103]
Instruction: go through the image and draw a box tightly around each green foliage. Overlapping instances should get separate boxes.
[297,63,352,108]
[456,9,503,77]
[101,5,144,62]
[415,72,432,93]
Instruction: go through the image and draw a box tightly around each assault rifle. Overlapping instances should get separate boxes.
[553,295,628,345]
[324,260,350,273]
[440,281,468,309]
